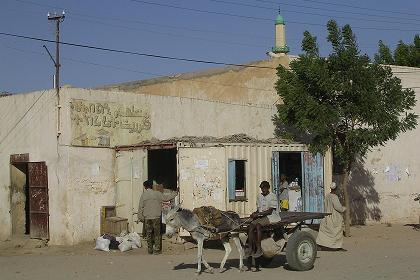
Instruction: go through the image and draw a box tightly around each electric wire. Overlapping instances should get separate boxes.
[0,31,276,69]
[209,0,420,27]
[294,0,420,18]
[2,44,277,93]
[13,0,273,40]
[129,0,420,32]
[0,90,48,148]
[253,0,420,23]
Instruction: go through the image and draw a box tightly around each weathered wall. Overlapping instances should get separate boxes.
[98,57,288,105]
[65,146,115,243]
[0,90,59,241]
[178,147,227,211]
[354,66,420,224]
[61,87,278,143]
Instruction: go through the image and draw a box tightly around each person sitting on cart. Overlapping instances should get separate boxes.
[248,180,281,258]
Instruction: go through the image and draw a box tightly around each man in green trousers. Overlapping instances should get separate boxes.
[138,180,178,255]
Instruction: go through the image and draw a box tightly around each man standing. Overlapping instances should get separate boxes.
[248,181,281,258]
[316,182,346,250]
[138,180,178,255]
[279,174,289,211]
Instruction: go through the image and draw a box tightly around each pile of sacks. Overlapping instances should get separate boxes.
[95,232,141,252]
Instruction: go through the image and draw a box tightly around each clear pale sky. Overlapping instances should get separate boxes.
[1,0,420,93]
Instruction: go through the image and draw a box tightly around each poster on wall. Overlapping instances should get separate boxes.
[70,99,151,147]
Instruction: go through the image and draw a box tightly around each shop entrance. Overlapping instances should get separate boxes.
[272,151,324,215]
[147,148,177,190]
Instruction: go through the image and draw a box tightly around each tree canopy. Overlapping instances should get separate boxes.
[374,34,420,67]
[274,20,418,234]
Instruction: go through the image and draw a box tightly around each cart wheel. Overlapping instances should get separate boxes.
[285,231,317,271]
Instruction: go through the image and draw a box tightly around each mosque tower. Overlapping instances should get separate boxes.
[268,11,290,58]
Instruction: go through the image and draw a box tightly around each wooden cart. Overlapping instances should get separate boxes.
[238,211,330,271]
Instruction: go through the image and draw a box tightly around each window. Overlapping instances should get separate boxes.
[228,160,247,201]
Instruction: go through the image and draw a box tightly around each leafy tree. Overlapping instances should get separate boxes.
[374,40,394,65]
[375,35,420,67]
[394,41,412,66]
[274,20,418,235]
[414,34,420,67]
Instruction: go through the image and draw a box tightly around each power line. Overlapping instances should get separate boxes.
[75,17,268,49]
[2,44,277,92]
[209,0,420,27]
[130,0,420,32]
[254,0,420,23]
[129,0,272,22]
[295,0,420,18]
[0,90,48,147]
[13,0,273,41]
[0,31,276,69]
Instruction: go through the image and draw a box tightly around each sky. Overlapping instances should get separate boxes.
[1,0,420,93]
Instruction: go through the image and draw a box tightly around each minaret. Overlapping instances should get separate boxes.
[269,11,289,57]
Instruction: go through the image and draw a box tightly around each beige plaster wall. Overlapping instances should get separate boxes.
[61,87,278,143]
[0,90,62,242]
[358,66,420,224]
[98,58,288,106]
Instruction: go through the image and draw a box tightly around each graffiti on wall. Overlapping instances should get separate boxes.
[70,99,151,147]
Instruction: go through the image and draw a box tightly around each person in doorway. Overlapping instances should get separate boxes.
[248,181,281,258]
[316,182,347,251]
[138,179,178,255]
[279,174,289,211]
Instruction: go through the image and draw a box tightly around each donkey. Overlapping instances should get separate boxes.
[165,205,245,275]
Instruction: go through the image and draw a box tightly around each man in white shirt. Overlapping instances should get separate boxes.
[248,181,281,258]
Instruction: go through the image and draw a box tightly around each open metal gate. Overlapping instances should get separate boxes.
[28,162,49,239]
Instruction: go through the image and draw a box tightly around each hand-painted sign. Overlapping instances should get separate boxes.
[70,99,151,147]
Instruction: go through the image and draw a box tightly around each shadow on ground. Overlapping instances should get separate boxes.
[404,224,420,231]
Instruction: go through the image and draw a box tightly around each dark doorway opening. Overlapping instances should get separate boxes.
[10,163,30,235]
[147,148,177,190]
[279,152,303,186]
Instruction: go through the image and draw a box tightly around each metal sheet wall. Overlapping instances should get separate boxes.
[224,143,332,217]
[115,149,148,234]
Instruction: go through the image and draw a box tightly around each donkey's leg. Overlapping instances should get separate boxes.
[197,240,214,273]
[201,257,214,273]
[220,241,232,272]
[196,238,204,275]
[233,236,245,272]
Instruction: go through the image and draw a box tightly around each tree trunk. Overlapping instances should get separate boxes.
[341,169,351,237]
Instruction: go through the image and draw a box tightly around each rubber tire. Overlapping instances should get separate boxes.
[285,231,317,271]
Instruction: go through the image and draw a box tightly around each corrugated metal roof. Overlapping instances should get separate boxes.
[115,134,298,150]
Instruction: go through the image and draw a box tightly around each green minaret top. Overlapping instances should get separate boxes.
[275,14,284,25]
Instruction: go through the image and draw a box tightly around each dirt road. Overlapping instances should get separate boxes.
[1,224,419,280]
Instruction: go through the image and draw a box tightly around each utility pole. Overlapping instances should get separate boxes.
[47,11,65,136]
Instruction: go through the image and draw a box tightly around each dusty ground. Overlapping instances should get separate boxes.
[1,224,419,280]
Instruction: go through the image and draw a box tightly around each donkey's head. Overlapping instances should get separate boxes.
[165,204,182,238]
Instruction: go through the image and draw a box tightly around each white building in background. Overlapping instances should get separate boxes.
[0,14,419,245]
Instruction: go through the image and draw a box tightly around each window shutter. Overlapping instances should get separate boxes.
[228,160,236,201]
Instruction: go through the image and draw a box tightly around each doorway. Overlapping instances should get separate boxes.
[272,151,324,216]
[278,152,303,187]
[10,163,30,235]
[147,148,177,190]
[10,156,49,239]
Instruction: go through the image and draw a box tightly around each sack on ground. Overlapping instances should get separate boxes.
[102,234,120,250]
[128,232,142,248]
[116,232,142,250]
[94,236,110,252]
[118,240,133,252]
